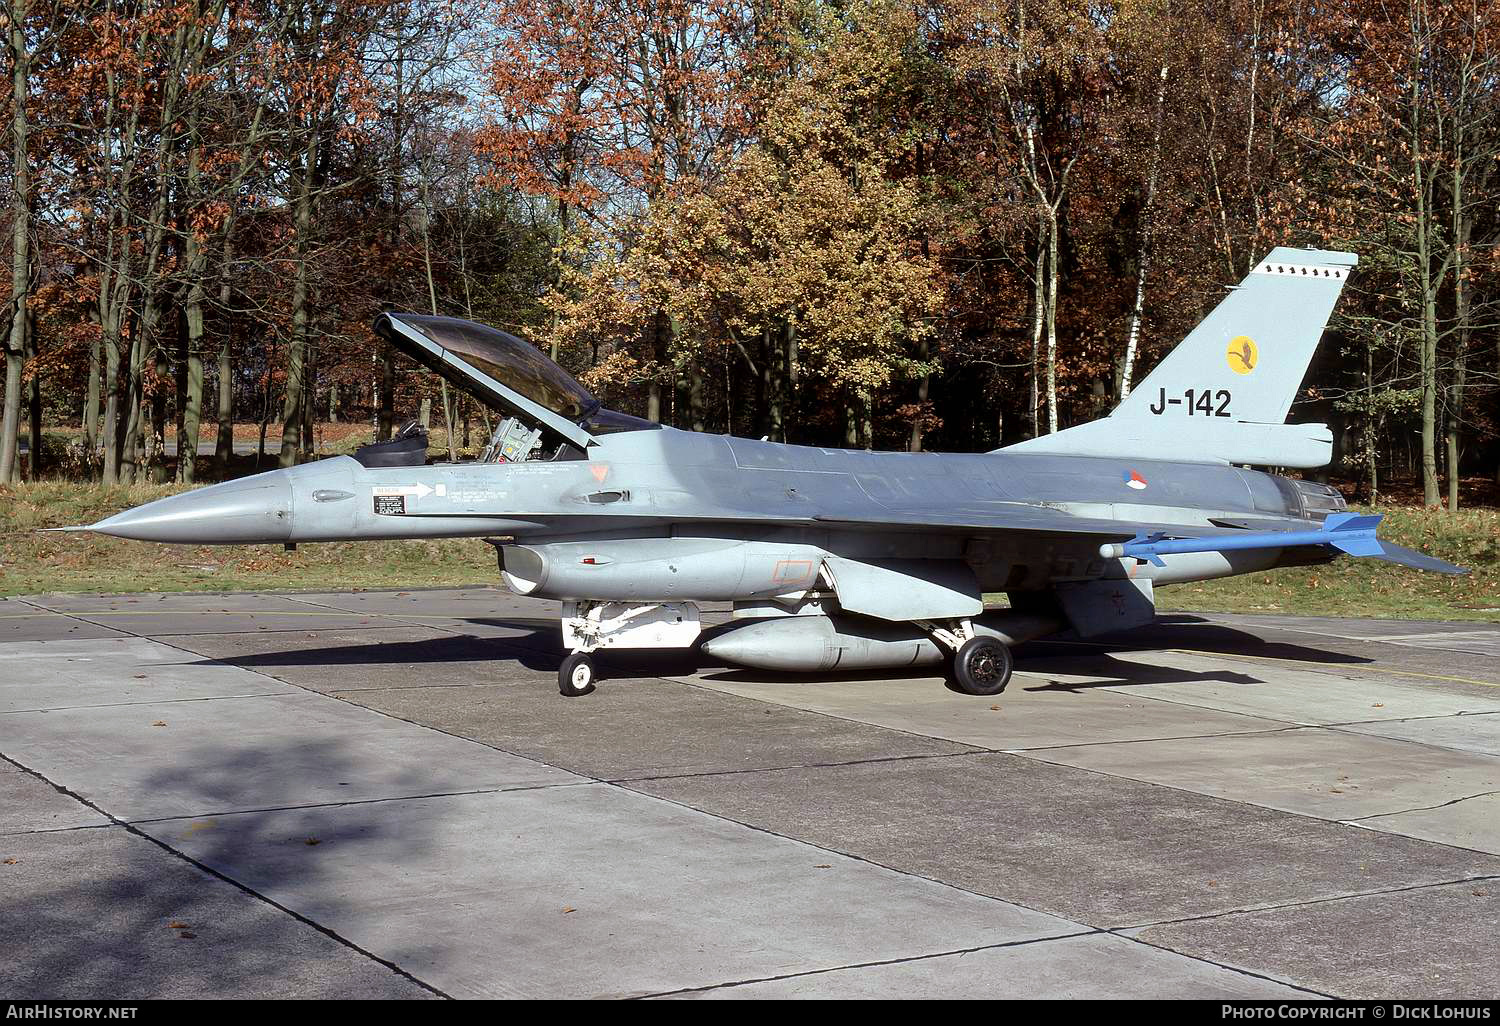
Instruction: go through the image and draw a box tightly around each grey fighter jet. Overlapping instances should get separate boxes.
[69,247,1465,697]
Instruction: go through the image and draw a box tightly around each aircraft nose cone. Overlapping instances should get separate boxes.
[87,472,294,544]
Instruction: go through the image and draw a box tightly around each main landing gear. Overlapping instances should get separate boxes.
[949,636,1013,696]
[918,619,1015,696]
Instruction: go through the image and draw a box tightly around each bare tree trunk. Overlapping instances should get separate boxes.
[257,373,271,469]
[766,321,785,442]
[378,341,395,441]
[909,141,931,452]
[1119,65,1168,403]
[102,313,123,485]
[1418,295,1439,505]
[688,361,705,433]
[783,317,798,443]
[1364,344,1378,504]
[215,233,235,469]
[2,0,31,484]
[1044,206,1060,435]
[419,179,457,461]
[119,323,145,484]
[549,81,585,363]
[93,2,145,486]
[25,307,39,479]
[908,340,929,452]
[1243,0,1264,274]
[179,148,207,483]
[301,336,315,459]
[648,311,676,425]
[280,136,317,468]
[84,333,101,457]
[148,364,167,483]
[1029,235,1044,438]
[1443,35,1487,512]
[1411,70,1441,507]
[1446,351,1466,512]
[123,23,189,485]
[1447,184,1472,512]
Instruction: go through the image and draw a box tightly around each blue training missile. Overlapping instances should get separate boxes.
[1098,512,1466,575]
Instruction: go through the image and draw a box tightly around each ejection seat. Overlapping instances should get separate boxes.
[353,420,429,468]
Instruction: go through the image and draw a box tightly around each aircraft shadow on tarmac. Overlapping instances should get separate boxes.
[1017,657,1266,693]
[181,613,1372,692]
[184,619,705,679]
[10,739,446,999]
[1026,615,1374,663]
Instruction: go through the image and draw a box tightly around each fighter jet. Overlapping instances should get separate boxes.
[69,247,1465,697]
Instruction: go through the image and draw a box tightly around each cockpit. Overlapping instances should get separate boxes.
[362,313,658,468]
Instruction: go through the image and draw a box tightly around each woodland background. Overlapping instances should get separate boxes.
[1,0,1496,508]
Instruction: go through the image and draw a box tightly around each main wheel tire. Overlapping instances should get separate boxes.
[558,653,597,697]
[949,637,1013,696]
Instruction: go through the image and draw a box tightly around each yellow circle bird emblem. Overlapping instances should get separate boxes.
[1227,335,1258,375]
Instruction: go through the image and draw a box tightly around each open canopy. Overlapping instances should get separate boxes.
[374,313,657,450]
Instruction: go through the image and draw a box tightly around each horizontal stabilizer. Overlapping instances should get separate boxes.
[1002,419,1333,468]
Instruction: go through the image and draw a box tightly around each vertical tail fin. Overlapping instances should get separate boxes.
[1003,247,1357,467]
[1114,247,1357,424]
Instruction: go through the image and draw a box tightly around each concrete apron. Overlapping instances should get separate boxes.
[676,643,1500,857]
[0,632,1309,999]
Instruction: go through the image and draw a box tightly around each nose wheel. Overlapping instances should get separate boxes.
[947,636,1013,696]
[558,653,597,697]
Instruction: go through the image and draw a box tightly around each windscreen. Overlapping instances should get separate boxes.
[387,314,595,419]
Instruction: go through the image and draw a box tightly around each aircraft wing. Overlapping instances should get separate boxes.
[407,499,1252,541]
[406,496,1284,542]
[812,506,1466,574]
[811,503,1245,540]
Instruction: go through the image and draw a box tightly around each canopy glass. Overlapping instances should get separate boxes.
[374,313,658,449]
[380,314,593,418]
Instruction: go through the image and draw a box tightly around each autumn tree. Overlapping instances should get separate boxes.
[1294,0,1500,506]
[547,0,939,444]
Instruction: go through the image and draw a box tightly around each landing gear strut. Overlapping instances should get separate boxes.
[918,618,1015,696]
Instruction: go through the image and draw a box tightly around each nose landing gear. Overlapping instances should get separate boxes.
[558,652,597,697]
[555,599,703,697]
